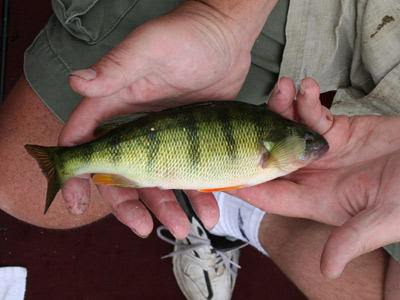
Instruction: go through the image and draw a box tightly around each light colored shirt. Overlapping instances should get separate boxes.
[280,0,400,116]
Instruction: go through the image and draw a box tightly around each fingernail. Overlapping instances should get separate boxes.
[299,81,307,96]
[70,68,97,81]
[131,228,149,239]
[170,230,181,240]
[273,79,281,95]
[326,113,333,122]
[330,267,344,279]
[170,225,189,240]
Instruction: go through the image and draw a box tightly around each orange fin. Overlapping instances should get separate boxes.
[92,174,139,188]
[199,185,245,193]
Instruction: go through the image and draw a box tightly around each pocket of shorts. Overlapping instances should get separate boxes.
[51,0,138,44]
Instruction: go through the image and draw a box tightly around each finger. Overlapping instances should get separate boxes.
[297,78,333,135]
[267,77,297,120]
[97,185,154,238]
[61,176,91,215]
[320,205,400,279]
[138,188,190,239]
[185,190,220,230]
[227,179,346,226]
[68,37,147,98]
[227,180,313,218]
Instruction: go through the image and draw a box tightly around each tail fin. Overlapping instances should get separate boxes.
[25,145,63,214]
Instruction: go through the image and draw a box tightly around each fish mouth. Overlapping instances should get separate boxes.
[311,143,329,161]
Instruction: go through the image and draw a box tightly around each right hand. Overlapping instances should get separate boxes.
[230,77,400,279]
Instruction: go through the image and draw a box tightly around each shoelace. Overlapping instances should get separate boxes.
[157,226,241,278]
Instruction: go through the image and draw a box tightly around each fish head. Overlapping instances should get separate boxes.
[261,126,329,174]
[298,129,329,162]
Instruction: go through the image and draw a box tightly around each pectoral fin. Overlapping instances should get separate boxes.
[92,174,140,188]
[261,136,306,169]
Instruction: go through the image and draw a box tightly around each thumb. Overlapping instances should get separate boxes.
[69,40,149,98]
[320,206,400,279]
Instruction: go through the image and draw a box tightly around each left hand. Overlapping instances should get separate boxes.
[58,1,256,239]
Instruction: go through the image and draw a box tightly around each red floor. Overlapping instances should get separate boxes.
[1,1,307,299]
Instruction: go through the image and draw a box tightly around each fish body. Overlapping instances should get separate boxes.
[25,101,329,213]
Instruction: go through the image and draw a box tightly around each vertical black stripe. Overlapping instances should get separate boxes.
[179,110,200,168]
[249,104,267,140]
[217,107,237,161]
[104,134,124,164]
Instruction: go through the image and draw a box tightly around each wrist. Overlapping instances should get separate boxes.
[194,0,278,46]
[177,0,278,51]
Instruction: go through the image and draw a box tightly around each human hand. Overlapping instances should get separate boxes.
[229,77,400,279]
[58,2,257,239]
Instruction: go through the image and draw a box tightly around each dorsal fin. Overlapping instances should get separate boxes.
[93,101,249,137]
[162,101,233,112]
[94,113,147,136]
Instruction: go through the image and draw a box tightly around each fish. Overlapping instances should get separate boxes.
[25,101,329,213]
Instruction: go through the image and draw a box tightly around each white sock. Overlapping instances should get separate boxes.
[210,192,269,256]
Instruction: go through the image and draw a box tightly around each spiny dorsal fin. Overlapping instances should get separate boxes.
[93,101,256,137]
[93,102,223,136]
[161,101,232,112]
[94,113,147,136]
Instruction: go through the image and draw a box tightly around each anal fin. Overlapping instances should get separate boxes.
[199,185,245,193]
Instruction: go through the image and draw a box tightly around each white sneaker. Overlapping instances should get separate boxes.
[157,190,246,300]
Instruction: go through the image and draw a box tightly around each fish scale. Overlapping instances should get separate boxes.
[25,101,329,213]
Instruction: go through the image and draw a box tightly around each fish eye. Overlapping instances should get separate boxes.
[303,131,315,143]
